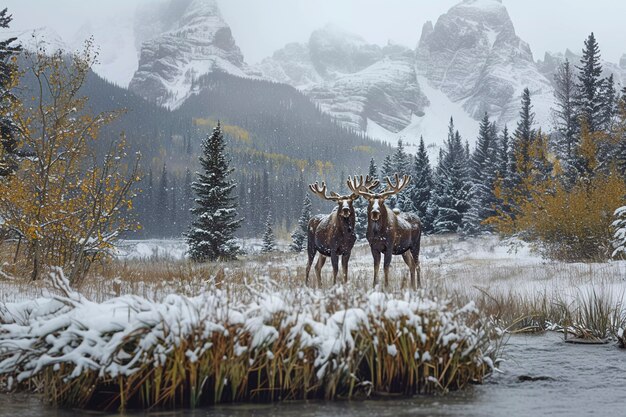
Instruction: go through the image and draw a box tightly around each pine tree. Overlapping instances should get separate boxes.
[430,119,471,234]
[552,59,578,181]
[261,211,277,253]
[186,122,242,262]
[391,138,411,176]
[410,136,434,232]
[599,74,617,132]
[498,125,510,180]
[575,32,603,133]
[0,8,21,177]
[511,88,536,186]
[290,194,311,252]
[463,113,499,234]
[380,154,394,178]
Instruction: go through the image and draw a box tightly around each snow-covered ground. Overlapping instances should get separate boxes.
[2,235,623,308]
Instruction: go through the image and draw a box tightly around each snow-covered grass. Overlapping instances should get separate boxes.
[1,234,625,410]
[0,269,497,410]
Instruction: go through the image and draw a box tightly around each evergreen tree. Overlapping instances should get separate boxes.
[511,88,536,185]
[368,157,378,179]
[497,125,510,180]
[391,138,411,176]
[599,74,617,132]
[552,59,578,180]
[410,136,434,232]
[0,8,21,177]
[186,122,242,262]
[290,194,311,252]
[380,154,394,178]
[429,119,471,234]
[463,113,499,234]
[575,32,604,133]
[261,211,277,253]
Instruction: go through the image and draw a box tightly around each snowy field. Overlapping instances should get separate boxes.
[1,235,624,310]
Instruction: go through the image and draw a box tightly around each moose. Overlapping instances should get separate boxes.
[305,175,378,286]
[348,174,422,289]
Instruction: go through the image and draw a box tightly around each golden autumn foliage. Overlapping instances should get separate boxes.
[488,125,626,260]
[0,41,140,284]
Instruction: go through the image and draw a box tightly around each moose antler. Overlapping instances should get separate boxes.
[347,175,380,198]
[309,181,342,201]
[379,174,411,199]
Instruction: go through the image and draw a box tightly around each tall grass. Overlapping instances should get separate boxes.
[0,272,498,410]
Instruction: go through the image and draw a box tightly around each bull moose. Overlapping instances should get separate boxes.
[305,175,378,286]
[348,174,422,289]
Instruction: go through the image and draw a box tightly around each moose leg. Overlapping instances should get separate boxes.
[330,252,340,285]
[412,246,421,288]
[401,251,415,290]
[371,248,381,288]
[305,247,316,287]
[341,252,351,284]
[315,255,327,287]
[383,250,393,290]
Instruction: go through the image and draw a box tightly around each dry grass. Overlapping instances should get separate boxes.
[0,276,498,410]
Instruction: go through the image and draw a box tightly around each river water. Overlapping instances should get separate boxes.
[2,333,624,417]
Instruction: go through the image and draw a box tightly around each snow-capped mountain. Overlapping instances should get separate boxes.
[258,24,428,133]
[128,0,258,108]
[415,0,553,129]
[258,0,557,151]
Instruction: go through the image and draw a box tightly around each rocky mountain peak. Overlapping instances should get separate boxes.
[416,0,549,126]
[129,0,249,108]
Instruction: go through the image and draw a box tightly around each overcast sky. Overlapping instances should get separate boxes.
[4,0,626,65]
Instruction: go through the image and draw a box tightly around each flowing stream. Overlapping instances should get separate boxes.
[2,333,624,417]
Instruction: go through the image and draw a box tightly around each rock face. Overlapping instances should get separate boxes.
[415,0,553,127]
[257,24,429,133]
[129,0,253,108]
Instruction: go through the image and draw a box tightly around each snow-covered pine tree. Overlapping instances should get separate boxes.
[575,32,604,133]
[368,157,378,179]
[410,136,434,232]
[497,125,510,180]
[463,113,499,235]
[290,194,311,252]
[0,8,21,177]
[511,88,536,186]
[552,59,578,182]
[430,119,471,234]
[392,138,411,176]
[380,154,394,178]
[261,211,276,253]
[596,74,619,166]
[186,122,242,262]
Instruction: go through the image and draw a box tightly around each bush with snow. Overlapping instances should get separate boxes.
[0,272,498,410]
